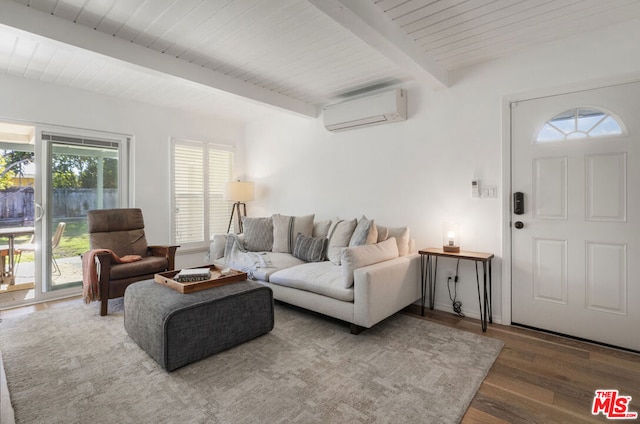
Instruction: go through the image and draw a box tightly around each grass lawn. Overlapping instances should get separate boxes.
[2,220,89,263]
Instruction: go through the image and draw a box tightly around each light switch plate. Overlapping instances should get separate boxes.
[481,185,498,198]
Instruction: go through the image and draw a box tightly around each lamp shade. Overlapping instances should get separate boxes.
[224,181,255,202]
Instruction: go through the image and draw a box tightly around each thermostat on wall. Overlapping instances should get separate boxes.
[472,180,480,198]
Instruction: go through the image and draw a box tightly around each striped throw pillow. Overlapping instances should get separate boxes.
[292,233,327,262]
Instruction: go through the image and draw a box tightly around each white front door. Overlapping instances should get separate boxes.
[511,81,640,352]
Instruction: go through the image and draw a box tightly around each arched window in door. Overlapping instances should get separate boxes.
[536,107,624,143]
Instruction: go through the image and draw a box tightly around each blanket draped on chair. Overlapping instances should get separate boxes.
[82,249,142,304]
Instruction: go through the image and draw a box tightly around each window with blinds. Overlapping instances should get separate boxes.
[171,139,233,249]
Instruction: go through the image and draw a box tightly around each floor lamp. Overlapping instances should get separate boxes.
[224,181,255,233]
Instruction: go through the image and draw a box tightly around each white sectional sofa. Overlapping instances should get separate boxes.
[210,214,421,334]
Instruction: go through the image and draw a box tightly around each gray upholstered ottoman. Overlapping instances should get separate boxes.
[124,279,274,371]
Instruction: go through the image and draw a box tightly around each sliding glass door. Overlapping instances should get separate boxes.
[0,122,37,306]
[41,132,126,293]
[0,122,129,308]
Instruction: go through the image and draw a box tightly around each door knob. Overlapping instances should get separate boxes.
[514,221,524,229]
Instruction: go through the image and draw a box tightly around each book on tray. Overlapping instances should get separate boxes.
[175,267,211,282]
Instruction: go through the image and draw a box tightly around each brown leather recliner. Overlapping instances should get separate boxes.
[87,208,178,316]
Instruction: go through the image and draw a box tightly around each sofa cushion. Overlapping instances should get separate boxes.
[349,215,378,247]
[222,236,305,281]
[269,262,354,302]
[341,237,399,288]
[272,214,315,253]
[376,225,389,243]
[242,217,273,252]
[251,253,306,281]
[312,220,332,239]
[292,234,326,262]
[110,256,168,280]
[387,227,411,256]
[326,218,357,265]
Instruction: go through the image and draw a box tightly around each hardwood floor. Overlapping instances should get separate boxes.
[404,305,640,423]
[0,296,82,318]
[3,299,639,423]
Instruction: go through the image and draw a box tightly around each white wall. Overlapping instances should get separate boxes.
[243,19,640,323]
[0,73,244,268]
[2,18,639,317]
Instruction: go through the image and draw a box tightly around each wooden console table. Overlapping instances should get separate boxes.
[418,248,494,332]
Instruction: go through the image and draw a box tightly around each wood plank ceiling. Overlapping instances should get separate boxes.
[1,0,639,122]
[380,0,640,71]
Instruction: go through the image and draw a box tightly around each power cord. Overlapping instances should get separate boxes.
[447,259,465,317]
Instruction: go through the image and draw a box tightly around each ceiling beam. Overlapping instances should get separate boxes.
[0,1,317,118]
[309,0,449,89]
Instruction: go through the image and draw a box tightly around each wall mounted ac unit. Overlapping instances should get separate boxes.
[322,88,407,132]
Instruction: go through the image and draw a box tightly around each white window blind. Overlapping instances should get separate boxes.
[209,148,234,234]
[171,139,233,249]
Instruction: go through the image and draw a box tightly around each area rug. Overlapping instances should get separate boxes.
[0,300,503,423]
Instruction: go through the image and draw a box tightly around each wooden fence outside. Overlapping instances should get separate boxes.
[0,188,118,227]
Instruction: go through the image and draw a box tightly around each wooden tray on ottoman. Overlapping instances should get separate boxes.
[154,265,247,294]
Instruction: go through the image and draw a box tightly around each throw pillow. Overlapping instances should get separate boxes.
[349,215,378,247]
[292,233,327,262]
[376,225,389,243]
[242,216,273,252]
[272,214,315,253]
[312,219,332,239]
[341,237,399,288]
[208,234,227,261]
[387,226,410,256]
[325,218,357,265]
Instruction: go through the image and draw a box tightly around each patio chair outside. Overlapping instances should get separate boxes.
[15,222,66,275]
